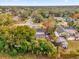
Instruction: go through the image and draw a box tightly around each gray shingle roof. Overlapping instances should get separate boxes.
[56,26,65,34]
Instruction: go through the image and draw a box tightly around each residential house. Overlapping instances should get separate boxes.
[65,17,76,22]
[75,32,79,40]
[54,17,65,21]
[17,18,42,29]
[56,37,68,48]
[16,18,46,38]
[54,26,68,48]
[55,25,79,40]
[49,13,63,17]
[57,21,68,27]
[65,28,78,40]
[35,28,46,38]
[13,16,21,21]
[54,26,66,37]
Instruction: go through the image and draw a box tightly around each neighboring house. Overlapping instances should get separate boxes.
[65,28,79,40]
[75,32,79,40]
[57,21,68,27]
[13,16,21,21]
[50,13,62,17]
[16,23,41,29]
[17,23,45,38]
[16,18,46,38]
[56,37,68,48]
[16,18,42,29]
[54,26,79,40]
[54,26,68,48]
[55,26,66,37]
[35,28,46,38]
[65,17,76,22]
[67,36,75,40]
[35,32,45,38]
[54,17,65,21]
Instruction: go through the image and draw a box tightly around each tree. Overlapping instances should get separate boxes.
[47,16,57,34]
[0,26,36,55]
[0,13,14,26]
[39,9,49,18]
[68,21,74,27]
[32,14,43,23]
[74,20,79,31]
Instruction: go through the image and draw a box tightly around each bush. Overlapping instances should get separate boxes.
[31,38,56,56]
[0,41,5,51]
[0,26,56,56]
[8,48,17,56]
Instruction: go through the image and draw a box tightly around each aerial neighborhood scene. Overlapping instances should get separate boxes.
[0,0,79,59]
[0,6,79,59]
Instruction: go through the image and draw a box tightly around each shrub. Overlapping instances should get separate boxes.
[31,38,56,56]
[8,48,17,56]
[0,26,56,56]
[0,41,5,51]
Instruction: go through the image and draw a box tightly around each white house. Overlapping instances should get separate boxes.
[54,17,65,21]
[35,32,45,38]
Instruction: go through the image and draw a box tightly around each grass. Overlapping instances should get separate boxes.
[68,40,79,55]
[0,53,51,59]
[60,40,79,59]
[68,40,79,49]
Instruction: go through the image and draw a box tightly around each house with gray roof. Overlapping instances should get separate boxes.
[35,28,46,38]
[65,17,76,22]
[54,26,66,37]
[65,28,79,40]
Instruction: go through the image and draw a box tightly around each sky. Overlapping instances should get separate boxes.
[0,0,79,6]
